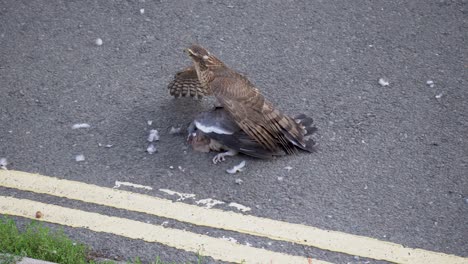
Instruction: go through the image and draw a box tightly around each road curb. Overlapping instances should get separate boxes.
[16,257,56,264]
[0,255,57,264]
[4,256,125,264]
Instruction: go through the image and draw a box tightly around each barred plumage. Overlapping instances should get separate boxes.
[167,66,207,99]
[173,44,317,155]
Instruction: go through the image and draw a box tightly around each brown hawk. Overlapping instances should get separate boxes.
[170,44,316,154]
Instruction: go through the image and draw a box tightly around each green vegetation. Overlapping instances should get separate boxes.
[0,216,204,264]
[0,216,89,264]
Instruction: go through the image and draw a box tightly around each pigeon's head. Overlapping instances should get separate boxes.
[186,124,211,153]
[186,121,197,142]
[185,44,222,69]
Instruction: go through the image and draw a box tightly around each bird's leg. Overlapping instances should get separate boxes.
[212,149,238,164]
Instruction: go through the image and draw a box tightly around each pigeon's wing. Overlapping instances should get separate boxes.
[167,66,210,99]
[211,75,309,154]
[211,131,285,159]
[193,107,238,135]
[193,108,283,159]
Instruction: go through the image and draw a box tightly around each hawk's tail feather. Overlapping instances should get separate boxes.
[293,114,317,137]
[263,107,301,154]
[301,138,316,152]
[292,113,317,153]
[305,126,318,136]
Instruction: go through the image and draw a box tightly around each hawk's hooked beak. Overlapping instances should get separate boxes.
[184,48,196,57]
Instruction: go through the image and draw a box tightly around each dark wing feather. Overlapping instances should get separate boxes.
[168,66,209,99]
[208,130,285,159]
[193,107,316,157]
[211,73,307,154]
[193,107,284,159]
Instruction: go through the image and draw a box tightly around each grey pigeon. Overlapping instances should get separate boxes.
[187,107,317,164]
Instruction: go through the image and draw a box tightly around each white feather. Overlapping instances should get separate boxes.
[194,121,234,135]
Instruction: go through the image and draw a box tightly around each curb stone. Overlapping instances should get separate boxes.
[0,255,55,264]
[16,257,56,264]
[0,254,127,264]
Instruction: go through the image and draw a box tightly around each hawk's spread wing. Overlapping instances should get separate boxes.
[211,74,309,154]
[167,66,209,99]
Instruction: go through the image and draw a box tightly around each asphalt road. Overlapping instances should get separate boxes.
[1,0,467,263]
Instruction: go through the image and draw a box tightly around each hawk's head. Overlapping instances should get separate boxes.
[185,45,222,69]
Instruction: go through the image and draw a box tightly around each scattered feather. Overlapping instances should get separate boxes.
[146,143,157,154]
[234,178,243,185]
[0,158,8,170]
[169,126,182,135]
[378,78,390,87]
[284,166,293,171]
[226,160,246,174]
[75,154,85,162]
[95,38,103,46]
[147,129,159,142]
[147,120,153,126]
[435,93,443,99]
[426,80,435,88]
[72,123,90,129]
[140,8,145,14]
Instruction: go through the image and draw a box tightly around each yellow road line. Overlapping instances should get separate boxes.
[1,170,467,264]
[0,196,322,264]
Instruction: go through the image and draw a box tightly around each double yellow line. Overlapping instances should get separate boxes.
[0,170,466,264]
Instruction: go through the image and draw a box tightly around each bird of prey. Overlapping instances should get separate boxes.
[187,107,316,164]
[169,44,316,155]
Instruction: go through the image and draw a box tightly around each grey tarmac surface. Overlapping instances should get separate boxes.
[0,0,467,263]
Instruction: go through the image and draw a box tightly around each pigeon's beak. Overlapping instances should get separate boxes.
[187,132,196,144]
